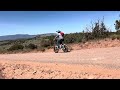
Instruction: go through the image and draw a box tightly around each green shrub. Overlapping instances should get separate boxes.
[40,48,45,52]
[110,34,120,40]
[41,39,51,47]
[26,43,37,49]
[37,47,45,52]
[8,44,24,51]
[83,19,110,41]
[0,50,7,54]
[116,30,120,34]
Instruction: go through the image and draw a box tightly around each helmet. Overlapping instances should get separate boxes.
[116,20,119,23]
[56,30,61,33]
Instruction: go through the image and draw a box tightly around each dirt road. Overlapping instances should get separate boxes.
[0,47,120,79]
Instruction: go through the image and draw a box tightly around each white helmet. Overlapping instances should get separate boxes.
[56,30,61,33]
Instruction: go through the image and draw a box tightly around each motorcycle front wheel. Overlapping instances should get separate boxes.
[62,44,68,52]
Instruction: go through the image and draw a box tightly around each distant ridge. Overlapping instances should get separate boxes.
[0,33,57,41]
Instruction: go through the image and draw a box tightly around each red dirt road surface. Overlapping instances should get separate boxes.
[0,46,120,79]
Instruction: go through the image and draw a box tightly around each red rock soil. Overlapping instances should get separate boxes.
[0,38,120,79]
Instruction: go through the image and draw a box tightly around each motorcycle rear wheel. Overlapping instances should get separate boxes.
[54,45,59,53]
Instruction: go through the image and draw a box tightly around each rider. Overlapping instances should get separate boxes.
[115,20,120,31]
[54,30,64,48]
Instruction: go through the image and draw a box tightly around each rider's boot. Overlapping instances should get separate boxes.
[59,45,61,49]
[57,45,60,49]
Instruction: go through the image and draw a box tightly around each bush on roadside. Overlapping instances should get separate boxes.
[41,39,51,47]
[26,43,37,49]
[8,44,24,51]
[83,19,110,41]
[110,34,120,40]
[37,47,45,52]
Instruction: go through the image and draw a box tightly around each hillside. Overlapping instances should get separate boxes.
[0,34,36,41]
[0,33,56,41]
[0,33,57,53]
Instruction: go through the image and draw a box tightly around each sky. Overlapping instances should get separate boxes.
[0,11,120,36]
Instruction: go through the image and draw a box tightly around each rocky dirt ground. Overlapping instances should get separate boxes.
[0,38,120,79]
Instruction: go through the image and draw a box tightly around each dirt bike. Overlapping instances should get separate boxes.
[53,39,69,53]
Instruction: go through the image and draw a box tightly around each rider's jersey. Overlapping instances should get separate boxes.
[56,33,63,40]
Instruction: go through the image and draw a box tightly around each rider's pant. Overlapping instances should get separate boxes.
[57,39,60,48]
[57,39,64,48]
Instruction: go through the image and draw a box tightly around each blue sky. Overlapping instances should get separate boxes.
[0,11,120,36]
